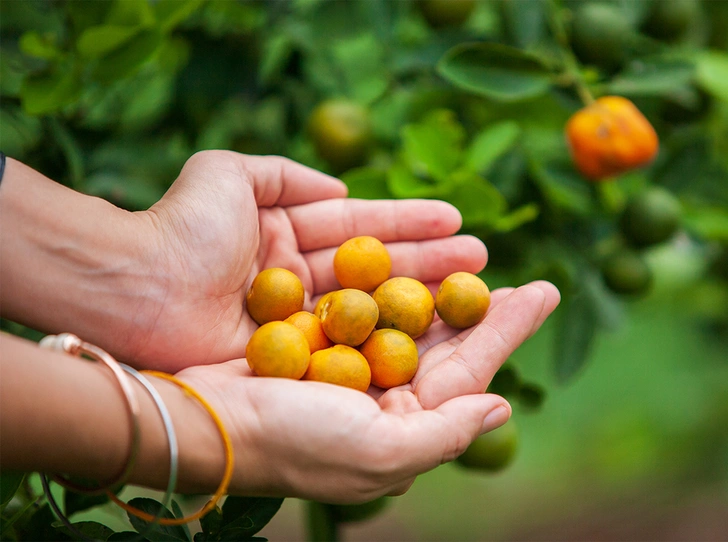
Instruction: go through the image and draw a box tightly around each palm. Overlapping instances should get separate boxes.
[131,151,498,372]
[178,280,559,500]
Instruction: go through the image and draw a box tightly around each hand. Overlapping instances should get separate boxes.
[128,150,493,371]
[174,281,559,502]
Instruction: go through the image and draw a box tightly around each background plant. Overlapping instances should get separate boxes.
[2,0,727,540]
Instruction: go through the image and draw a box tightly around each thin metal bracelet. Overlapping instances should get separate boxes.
[41,366,180,541]
[0,151,6,188]
[39,333,141,495]
[120,363,179,534]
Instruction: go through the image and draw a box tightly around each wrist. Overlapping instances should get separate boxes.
[0,158,166,361]
[131,374,228,495]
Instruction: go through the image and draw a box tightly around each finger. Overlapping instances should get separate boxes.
[238,154,348,206]
[523,280,561,337]
[289,198,464,252]
[415,284,556,410]
[415,287,517,356]
[376,393,511,476]
[305,236,487,295]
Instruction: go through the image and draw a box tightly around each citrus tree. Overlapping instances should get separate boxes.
[1,0,727,540]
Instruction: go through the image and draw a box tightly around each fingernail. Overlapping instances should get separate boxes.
[480,403,511,434]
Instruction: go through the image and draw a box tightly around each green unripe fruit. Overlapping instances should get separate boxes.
[601,251,653,297]
[308,100,372,172]
[641,0,699,42]
[620,187,682,248]
[418,0,476,28]
[455,420,518,472]
[570,3,633,72]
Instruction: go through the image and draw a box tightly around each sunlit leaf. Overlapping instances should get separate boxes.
[466,121,521,174]
[696,50,728,102]
[437,42,553,102]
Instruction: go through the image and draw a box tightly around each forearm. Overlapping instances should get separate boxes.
[0,158,163,361]
[0,333,225,494]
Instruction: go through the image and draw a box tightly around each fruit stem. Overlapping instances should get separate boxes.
[547,0,595,106]
[306,501,340,542]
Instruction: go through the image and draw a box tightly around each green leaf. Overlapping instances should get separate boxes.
[20,67,83,115]
[199,505,223,537]
[106,0,156,27]
[332,33,389,105]
[171,500,191,542]
[92,29,164,83]
[683,205,728,241]
[387,161,448,199]
[607,58,695,96]
[77,25,142,58]
[401,109,465,182]
[219,496,284,539]
[492,203,540,232]
[64,489,110,517]
[56,521,114,541]
[696,50,728,102]
[84,172,165,211]
[0,471,25,508]
[341,167,392,200]
[154,0,205,32]
[127,497,191,542]
[553,288,599,384]
[0,107,43,157]
[259,35,293,86]
[442,169,509,229]
[19,31,62,60]
[437,42,553,102]
[465,120,521,174]
[529,160,594,217]
[108,532,149,541]
[499,0,548,49]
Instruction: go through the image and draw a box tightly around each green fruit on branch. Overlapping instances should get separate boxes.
[455,419,518,472]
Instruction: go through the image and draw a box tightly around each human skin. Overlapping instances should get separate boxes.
[0,151,528,372]
[0,151,560,501]
[1,278,557,502]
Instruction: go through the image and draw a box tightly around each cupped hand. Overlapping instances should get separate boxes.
[129,150,493,371]
[175,281,560,503]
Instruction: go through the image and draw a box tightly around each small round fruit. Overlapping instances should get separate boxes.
[455,420,518,472]
[319,289,379,347]
[418,0,476,28]
[566,96,659,181]
[619,187,681,248]
[303,344,372,392]
[359,329,419,389]
[313,291,334,319]
[329,497,390,523]
[570,3,633,72]
[284,311,333,354]
[308,99,372,172]
[334,236,392,292]
[246,321,310,379]
[601,251,653,296]
[435,272,491,329]
[640,0,698,43]
[372,277,435,339]
[246,268,305,325]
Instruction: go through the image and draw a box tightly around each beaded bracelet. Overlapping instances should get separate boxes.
[39,333,141,495]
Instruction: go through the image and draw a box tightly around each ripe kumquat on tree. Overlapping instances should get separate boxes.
[565,96,659,181]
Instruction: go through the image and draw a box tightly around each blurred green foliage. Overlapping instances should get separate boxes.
[1,0,727,539]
